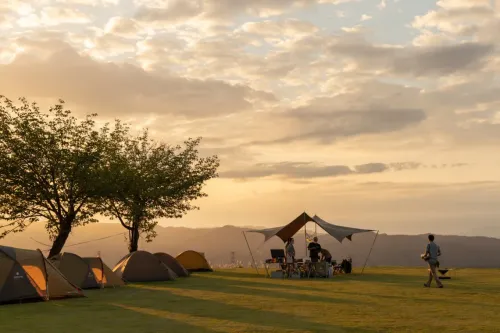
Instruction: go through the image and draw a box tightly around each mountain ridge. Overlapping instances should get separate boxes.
[1,222,499,269]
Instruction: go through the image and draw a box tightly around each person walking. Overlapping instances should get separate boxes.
[423,234,443,288]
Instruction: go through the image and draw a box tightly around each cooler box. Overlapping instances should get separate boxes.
[270,270,284,279]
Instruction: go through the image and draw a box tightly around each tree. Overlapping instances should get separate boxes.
[100,131,219,252]
[0,96,117,257]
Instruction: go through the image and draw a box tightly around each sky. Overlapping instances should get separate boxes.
[1,0,500,236]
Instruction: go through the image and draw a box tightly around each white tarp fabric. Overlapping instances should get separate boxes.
[247,212,374,243]
[312,215,374,243]
[248,226,285,242]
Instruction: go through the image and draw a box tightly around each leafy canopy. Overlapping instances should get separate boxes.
[0,96,113,245]
[101,129,219,251]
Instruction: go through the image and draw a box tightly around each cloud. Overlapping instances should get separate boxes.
[269,108,426,145]
[392,42,495,76]
[103,17,142,38]
[239,19,319,37]
[135,0,203,24]
[0,38,275,119]
[328,33,495,76]
[11,4,92,27]
[55,0,120,6]
[360,14,372,21]
[241,79,427,146]
[219,161,432,179]
[134,0,358,24]
[377,0,387,10]
[40,7,92,25]
[413,5,496,36]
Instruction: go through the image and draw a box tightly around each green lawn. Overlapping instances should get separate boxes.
[1,267,500,332]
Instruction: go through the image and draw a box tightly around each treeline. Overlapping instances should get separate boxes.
[0,96,219,258]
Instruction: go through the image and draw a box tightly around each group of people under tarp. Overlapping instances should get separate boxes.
[284,236,351,277]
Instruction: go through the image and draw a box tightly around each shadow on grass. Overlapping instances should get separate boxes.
[208,269,426,286]
[190,275,366,300]
[190,270,500,308]
[114,286,378,333]
[164,273,324,293]
[157,278,363,305]
[209,270,267,279]
[0,299,216,333]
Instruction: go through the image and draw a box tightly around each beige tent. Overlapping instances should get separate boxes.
[50,252,100,289]
[84,257,125,288]
[112,251,175,282]
[0,246,84,304]
[154,252,190,277]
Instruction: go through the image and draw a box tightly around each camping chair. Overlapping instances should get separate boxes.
[332,259,343,274]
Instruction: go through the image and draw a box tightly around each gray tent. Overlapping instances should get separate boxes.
[246,212,379,273]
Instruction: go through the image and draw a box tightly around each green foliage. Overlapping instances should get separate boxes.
[0,95,219,255]
[0,96,114,256]
[100,129,219,252]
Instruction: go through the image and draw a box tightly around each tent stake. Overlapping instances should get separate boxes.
[242,231,260,275]
[361,230,379,275]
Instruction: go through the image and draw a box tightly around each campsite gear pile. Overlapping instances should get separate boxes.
[248,212,377,278]
[0,245,212,305]
[253,212,375,279]
[265,249,353,279]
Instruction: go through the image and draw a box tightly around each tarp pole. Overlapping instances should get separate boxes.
[304,212,307,257]
[242,231,260,275]
[361,230,379,275]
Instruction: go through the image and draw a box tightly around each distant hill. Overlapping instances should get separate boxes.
[1,222,499,269]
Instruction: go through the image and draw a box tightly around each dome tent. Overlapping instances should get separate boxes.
[83,257,125,288]
[112,251,175,282]
[0,246,83,304]
[154,252,190,277]
[176,250,212,272]
[50,252,100,289]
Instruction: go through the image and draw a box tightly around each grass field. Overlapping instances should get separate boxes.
[1,267,500,332]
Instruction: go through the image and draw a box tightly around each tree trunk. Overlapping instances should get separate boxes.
[128,226,139,253]
[48,221,72,258]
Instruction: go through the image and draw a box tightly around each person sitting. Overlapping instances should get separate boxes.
[308,237,322,263]
[320,248,332,264]
[285,237,296,276]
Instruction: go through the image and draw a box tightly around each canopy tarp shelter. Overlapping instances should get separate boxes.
[248,212,374,243]
[246,212,379,274]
